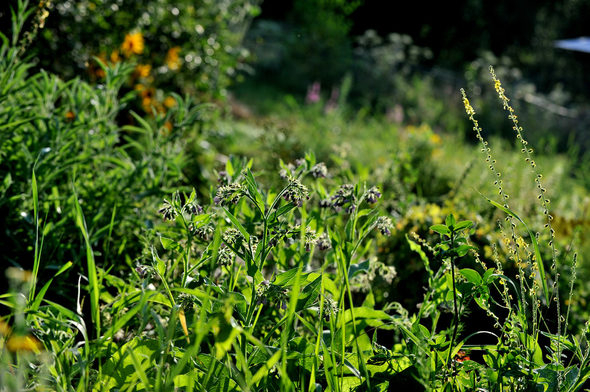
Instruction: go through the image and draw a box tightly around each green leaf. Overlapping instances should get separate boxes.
[274,267,310,287]
[296,275,322,312]
[348,259,370,279]
[455,244,476,257]
[154,254,166,278]
[93,338,160,392]
[445,214,456,227]
[73,187,100,338]
[269,203,296,221]
[160,236,179,251]
[225,158,235,177]
[430,224,450,236]
[29,261,73,312]
[482,268,496,283]
[454,220,473,231]
[459,268,482,285]
[222,207,250,243]
[243,168,265,213]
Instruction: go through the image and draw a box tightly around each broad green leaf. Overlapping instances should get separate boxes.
[430,224,450,236]
[454,220,473,231]
[482,268,496,283]
[225,157,235,177]
[455,244,476,257]
[160,236,179,251]
[274,267,310,287]
[348,259,370,279]
[296,275,322,312]
[93,338,159,392]
[445,214,456,227]
[269,203,296,221]
[459,268,482,285]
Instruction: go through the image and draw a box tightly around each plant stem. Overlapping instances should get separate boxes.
[446,231,459,375]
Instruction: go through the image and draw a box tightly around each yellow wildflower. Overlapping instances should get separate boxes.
[121,32,144,57]
[6,334,43,353]
[110,50,121,63]
[163,96,176,108]
[165,46,181,70]
[429,133,441,145]
[0,320,12,336]
[461,92,475,116]
[6,267,33,283]
[134,64,151,78]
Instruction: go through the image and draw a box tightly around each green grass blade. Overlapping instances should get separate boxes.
[29,261,73,311]
[29,169,40,303]
[127,348,151,390]
[73,186,101,338]
[486,197,550,304]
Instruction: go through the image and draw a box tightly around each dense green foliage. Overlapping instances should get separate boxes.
[2,1,590,391]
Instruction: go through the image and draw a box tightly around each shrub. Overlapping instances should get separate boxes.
[2,0,260,102]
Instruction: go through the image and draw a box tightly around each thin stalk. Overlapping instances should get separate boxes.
[446,231,459,373]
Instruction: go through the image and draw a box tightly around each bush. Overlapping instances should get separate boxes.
[0,0,260,103]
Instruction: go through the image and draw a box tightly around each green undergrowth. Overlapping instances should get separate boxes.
[2,2,590,391]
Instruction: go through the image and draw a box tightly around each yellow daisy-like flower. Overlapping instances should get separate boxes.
[110,50,121,63]
[163,96,177,108]
[121,32,144,57]
[6,334,43,353]
[134,64,151,78]
[165,46,181,70]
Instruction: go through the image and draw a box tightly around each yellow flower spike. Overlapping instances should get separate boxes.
[121,32,144,57]
[460,89,475,116]
[6,334,43,353]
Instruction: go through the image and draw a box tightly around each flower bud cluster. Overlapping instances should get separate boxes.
[158,199,176,220]
[217,244,233,267]
[222,228,244,248]
[191,223,214,242]
[214,183,244,206]
[310,162,328,178]
[364,186,382,204]
[282,177,310,207]
[256,280,289,310]
[324,184,356,213]
[317,232,331,251]
[376,216,393,236]
[323,296,339,321]
[184,200,203,216]
[304,227,318,252]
